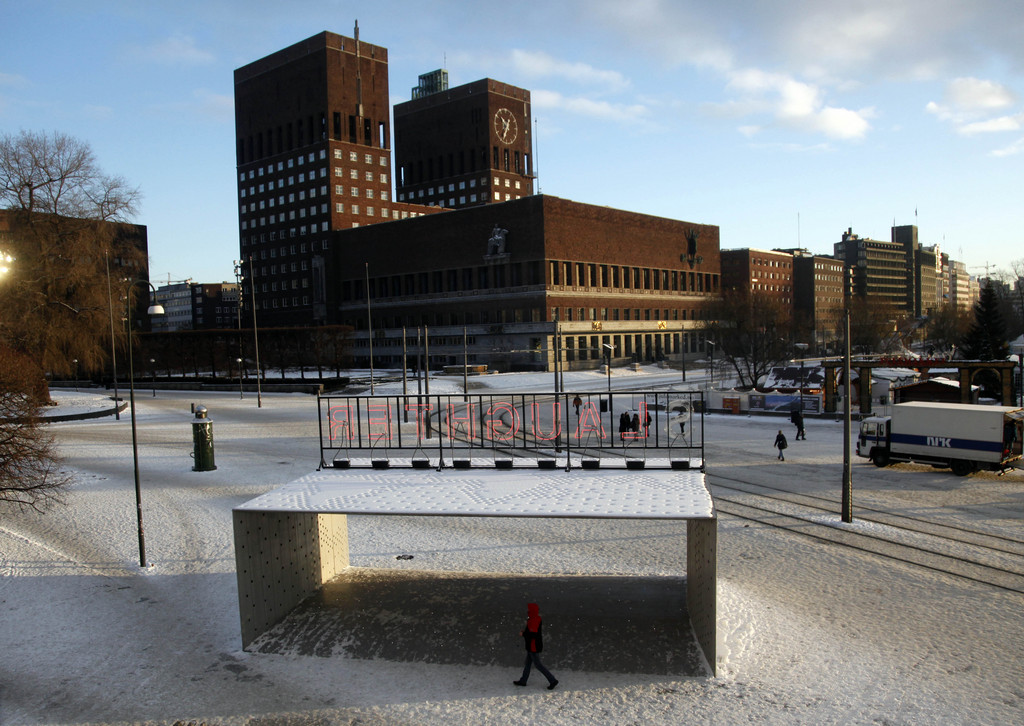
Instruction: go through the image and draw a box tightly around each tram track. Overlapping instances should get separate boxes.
[707,473,1024,595]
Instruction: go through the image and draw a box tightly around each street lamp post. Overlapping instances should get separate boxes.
[149,358,156,397]
[72,359,79,391]
[706,340,715,389]
[794,342,809,413]
[365,262,374,394]
[125,280,164,568]
[105,252,121,420]
[603,343,614,392]
[235,258,263,407]
[236,357,243,399]
[680,328,687,383]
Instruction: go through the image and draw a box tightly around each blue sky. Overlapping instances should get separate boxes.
[3,0,1022,285]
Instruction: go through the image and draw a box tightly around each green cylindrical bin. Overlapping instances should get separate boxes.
[192,405,217,471]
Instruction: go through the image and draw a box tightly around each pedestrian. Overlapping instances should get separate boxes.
[790,408,805,440]
[631,412,640,433]
[775,429,788,460]
[618,410,630,440]
[573,395,582,416]
[513,602,558,690]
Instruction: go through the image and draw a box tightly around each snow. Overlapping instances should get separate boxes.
[2,370,1023,724]
[239,468,714,519]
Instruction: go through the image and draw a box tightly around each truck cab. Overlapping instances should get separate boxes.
[857,415,892,467]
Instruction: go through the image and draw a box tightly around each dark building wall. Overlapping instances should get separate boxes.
[395,78,534,209]
[234,30,444,328]
[234,31,390,165]
[326,195,720,330]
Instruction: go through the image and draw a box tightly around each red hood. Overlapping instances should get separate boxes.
[526,603,541,630]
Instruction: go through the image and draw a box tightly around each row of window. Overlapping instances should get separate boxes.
[397,147,530,187]
[397,175,522,200]
[333,184,389,200]
[240,150,325,182]
[348,309,708,335]
[345,263,720,301]
[552,307,709,322]
[237,111,387,165]
[549,261,719,295]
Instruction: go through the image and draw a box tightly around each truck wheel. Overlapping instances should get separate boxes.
[950,460,974,477]
[871,450,890,467]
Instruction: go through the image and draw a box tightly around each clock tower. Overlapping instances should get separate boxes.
[394,74,534,210]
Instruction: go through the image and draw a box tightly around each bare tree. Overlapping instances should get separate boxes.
[0,131,145,383]
[1001,259,1024,341]
[0,346,73,511]
[703,290,791,388]
[926,301,972,354]
[848,296,906,354]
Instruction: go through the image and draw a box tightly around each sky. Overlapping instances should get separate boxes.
[3,0,1023,285]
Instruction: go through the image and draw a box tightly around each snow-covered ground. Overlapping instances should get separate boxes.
[2,368,1023,725]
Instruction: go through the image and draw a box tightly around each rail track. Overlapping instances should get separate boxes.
[708,473,1024,595]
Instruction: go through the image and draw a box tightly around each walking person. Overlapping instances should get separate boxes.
[775,429,788,461]
[790,408,805,440]
[513,603,558,690]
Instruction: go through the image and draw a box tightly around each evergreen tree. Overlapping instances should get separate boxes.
[959,282,1010,360]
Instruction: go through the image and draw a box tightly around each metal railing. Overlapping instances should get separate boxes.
[317,390,704,470]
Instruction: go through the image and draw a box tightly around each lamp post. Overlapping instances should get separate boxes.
[72,359,79,391]
[126,279,164,568]
[105,252,121,419]
[236,357,243,399]
[149,358,156,397]
[706,340,715,389]
[233,262,244,396]
[603,343,615,392]
[794,342,808,413]
[680,328,687,383]
[365,262,374,394]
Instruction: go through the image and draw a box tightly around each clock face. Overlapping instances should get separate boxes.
[494,108,518,145]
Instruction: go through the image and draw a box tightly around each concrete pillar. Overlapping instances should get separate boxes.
[687,517,717,676]
[233,510,349,649]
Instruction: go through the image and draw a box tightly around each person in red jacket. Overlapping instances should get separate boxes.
[513,602,558,690]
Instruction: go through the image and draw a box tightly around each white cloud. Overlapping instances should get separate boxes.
[532,89,647,123]
[990,137,1024,157]
[586,0,1023,147]
[722,67,873,140]
[193,89,233,121]
[927,78,1021,141]
[510,50,629,92]
[130,34,216,66]
[82,105,114,120]
[945,77,1016,111]
[960,116,1021,136]
[0,72,29,87]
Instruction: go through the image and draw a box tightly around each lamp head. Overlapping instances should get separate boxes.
[147,303,165,316]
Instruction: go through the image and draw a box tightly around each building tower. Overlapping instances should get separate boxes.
[234,28,435,327]
[394,75,534,210]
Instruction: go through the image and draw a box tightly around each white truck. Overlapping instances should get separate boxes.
[857,401,1024,476]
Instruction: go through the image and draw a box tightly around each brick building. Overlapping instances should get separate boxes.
[833,226,916,313]
[720,248,795,308]
[233,28,441,327]
[234,29,722,371]
[328,195,720,370]
[394,73,534,209]
[192,283,239,330]
[793,251,845,352]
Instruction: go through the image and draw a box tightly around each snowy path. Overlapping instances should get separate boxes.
[1,387,1023,724]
